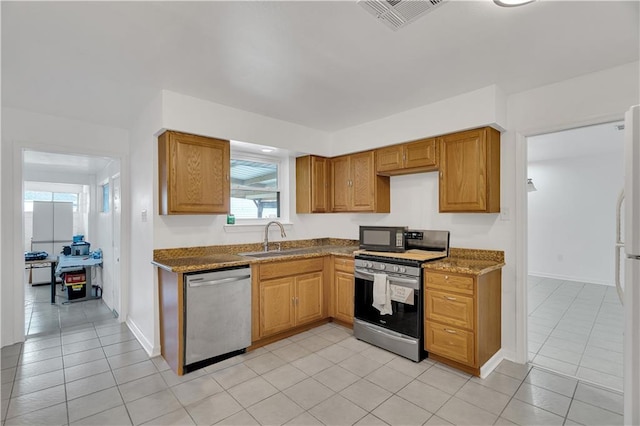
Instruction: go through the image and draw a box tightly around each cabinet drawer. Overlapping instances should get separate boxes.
[334,257,354,273]
[425,290,474,329]
[425,322,474,366]
[425,273,474,295]
[259,258,324,280]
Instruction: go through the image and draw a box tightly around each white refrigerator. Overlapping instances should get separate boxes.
[31,201,73,283]
[619,105,640,425]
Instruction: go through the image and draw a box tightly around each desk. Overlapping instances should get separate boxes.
[25,257,58,304]
[56,256,103,304]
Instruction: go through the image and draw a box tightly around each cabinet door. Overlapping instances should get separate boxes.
[350,151,376,211]
[159,131,230,215]
[260,277,295,337]
[334,270,354,324]
[404,138,437,169]
[331,156,351,212]
[311,157,329,212]
[295,272,324,325]
[439,128,500,213]
[376,145,404,173]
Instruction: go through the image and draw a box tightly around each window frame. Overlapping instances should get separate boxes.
[229,152,285,223]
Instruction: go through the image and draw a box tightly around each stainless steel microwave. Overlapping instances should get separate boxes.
[359,226,408,252]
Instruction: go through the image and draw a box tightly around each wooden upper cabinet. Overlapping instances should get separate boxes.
[158,131,230,215]
[296,156,329,213]
[376,138,438,175]
[438,127,500,213]
[330,151,390,213]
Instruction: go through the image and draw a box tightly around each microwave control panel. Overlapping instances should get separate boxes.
[405,231,424,240]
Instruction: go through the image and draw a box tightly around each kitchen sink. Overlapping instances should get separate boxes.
[238,248,316,258]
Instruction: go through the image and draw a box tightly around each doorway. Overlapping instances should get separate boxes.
[526,122,625,391]
[22,150,122,337]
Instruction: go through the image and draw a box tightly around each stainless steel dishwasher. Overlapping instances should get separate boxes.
[184,265,251,371]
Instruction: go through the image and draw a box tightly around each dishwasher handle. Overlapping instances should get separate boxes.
[188,275,251,288]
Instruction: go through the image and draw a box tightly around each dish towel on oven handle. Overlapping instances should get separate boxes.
[372,273,393,315]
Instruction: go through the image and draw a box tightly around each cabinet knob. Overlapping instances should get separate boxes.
[444,275,449,280]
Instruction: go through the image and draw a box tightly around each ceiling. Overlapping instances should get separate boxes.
[528,120,625,163]
[23,151,115,176]
[2,1,638,133]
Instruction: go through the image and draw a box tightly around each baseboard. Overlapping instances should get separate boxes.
[126,318,160,357]
[528,272,612,287]
[480,349,504,379]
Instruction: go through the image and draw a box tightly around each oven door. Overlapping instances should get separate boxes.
[354,269,422,338]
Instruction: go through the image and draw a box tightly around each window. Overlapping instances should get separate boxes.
[101,183,110,213]
[230,157,280,219]
[24,190,79,212]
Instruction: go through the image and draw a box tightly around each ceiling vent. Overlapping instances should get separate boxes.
[358,0,448,31]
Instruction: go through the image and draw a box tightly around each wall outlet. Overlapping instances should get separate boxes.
[141,209,148,222]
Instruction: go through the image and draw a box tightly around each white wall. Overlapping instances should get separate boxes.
[528,151,624,286]
[1,107,129,347]
[128,93,163,355]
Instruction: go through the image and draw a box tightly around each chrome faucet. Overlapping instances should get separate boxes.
[264,221,287,252]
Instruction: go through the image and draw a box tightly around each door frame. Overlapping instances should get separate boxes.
[9,141,129,343]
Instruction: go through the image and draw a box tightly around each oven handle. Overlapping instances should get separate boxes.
[354,269,420,289]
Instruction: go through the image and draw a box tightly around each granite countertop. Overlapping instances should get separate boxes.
[152,239,505,275]
[152,238,359,273]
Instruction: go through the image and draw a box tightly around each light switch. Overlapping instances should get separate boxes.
[141,209,148,222]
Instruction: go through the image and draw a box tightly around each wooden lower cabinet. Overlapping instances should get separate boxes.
[332,257,354,325]
[424,268,502,376]
[257,258,326,339]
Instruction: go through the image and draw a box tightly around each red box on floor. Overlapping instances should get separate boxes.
[64,271,87,300]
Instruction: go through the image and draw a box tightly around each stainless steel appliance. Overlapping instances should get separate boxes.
[359,226,408,252]
[354,229,449,362]
[184,265,251,372]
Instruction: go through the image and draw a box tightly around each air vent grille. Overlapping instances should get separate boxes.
[359,0,448,31]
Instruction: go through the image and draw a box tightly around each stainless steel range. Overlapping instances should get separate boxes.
[353,229,449,362]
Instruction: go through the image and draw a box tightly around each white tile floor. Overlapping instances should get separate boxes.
[528,275,624,392]
[2,292,625,426]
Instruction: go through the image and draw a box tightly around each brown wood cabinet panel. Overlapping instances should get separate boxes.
[376,145,404,173]
[158,131,230,215]
[295,272,324,325]
[333,257,354,325]
[439,127,500,213]
[259,258,324,280]
[424,267,502,375]
[375,138,437,176]
[296,156,329,213]
[425,289,474,330]
[425,322,474,365]
[158,268,185,375]
[425,273,474,295]
[260,277,296,337]
[330,151,390,213]
[330,155,351,212]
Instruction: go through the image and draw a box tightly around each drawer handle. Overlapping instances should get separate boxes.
[444,296,457,301]
[444,328,457,334]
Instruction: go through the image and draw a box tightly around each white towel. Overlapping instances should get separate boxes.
[372,273,393,315]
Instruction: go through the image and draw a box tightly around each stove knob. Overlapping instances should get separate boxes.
[379,264,386,270]
[392,266,399,272]
[366,262,373,268]
[399,267,407,273]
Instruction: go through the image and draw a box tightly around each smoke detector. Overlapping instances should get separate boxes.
[358,0,448,31]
